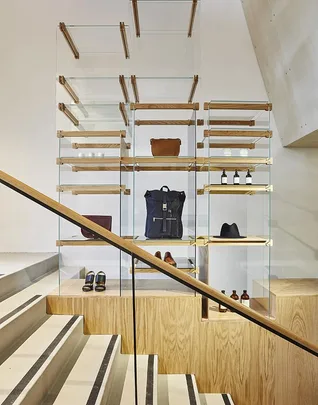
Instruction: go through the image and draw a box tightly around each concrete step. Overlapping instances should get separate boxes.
[0,253,59,301]
[0,314,83,405]
[53,335,121,405]
[119,354,158,405]
[158,374,201,405]
[200,393,235,405]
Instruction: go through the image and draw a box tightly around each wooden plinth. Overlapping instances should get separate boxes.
[47,279,318,405]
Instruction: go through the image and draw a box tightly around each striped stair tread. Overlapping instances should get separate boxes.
[120,354,158,405]
[200,393,235,405]
[158,374,201,405]
[53,335,121,405]
[0,315,83,404]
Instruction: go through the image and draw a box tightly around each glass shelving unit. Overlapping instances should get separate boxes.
[129,1,200,76]
[198,100,273,318]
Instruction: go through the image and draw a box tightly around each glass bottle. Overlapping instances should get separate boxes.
[241,290,250,307]
[230,290,239,312]
[246,169,252,185]
[233,170,240,185]
[219,290,227,313]
[221,169,227,185]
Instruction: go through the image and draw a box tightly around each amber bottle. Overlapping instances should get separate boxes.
[219,290,227,313]
[240,290,250,307]
[230,290,239,311]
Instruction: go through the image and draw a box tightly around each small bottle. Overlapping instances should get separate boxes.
[233,170,240,185]
[241,290,250,307]
[246,169,252,185]
[230,290,239,312]
[221,170,228,185]
[219,290,227,313]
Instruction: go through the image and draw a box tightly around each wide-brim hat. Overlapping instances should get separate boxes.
[214,223,246,238]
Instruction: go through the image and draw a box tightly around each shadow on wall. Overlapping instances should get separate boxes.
[271,130,318,279]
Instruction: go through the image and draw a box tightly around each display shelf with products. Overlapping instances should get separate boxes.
[196,101,273,317]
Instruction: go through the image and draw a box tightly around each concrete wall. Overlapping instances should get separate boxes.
[242,0,318,147]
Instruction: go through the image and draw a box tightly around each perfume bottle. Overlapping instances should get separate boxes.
[219,290,227,313]
[246,169,252,185]
[221,170,228,185]
[233,170,240,185]
[241,290,250,307]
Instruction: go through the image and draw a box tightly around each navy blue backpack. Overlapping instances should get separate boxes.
[144,186,186,239]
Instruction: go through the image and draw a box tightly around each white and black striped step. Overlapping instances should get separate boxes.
[120,354,158,405]
[158,374,201,405]
[200,393,235,405]
[53,335,121,405]
[0,315,83,405]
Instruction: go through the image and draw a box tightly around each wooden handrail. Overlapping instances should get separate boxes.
[0,169,317,358]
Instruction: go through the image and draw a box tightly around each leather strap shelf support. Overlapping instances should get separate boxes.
[58,76,79,104]
[188,0,198,37]
[204,102,273,111]
[119,102,129,126]
[209,119,256,126]
[131,75,140,103]
[135,120,195,126]
[131,103,199,110]
[132,0,140,37]
[58,103,79,127]
[188,75,199,103]
[204,130,273,138]
[119,75,129,103]
[59,22,79,59]
[120,22,130,59]
[0,169,317,358]
[57,130,126,138]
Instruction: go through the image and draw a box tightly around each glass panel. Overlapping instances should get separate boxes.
[136,0,197,33]
[203,101,272,316]
[133,77,194,103]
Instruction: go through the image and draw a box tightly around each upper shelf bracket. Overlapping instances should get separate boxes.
[120,22,130,59]
[58,76,79,104]
[188,0,198,37]
[59,22,79,59]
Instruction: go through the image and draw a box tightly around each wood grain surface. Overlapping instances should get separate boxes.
[47,292,318,405]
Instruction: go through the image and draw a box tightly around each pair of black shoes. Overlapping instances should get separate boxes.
[82,271,106,292]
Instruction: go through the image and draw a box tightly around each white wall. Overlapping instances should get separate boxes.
[1,0,317,287]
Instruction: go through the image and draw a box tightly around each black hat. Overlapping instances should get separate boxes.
[214,223,246,239]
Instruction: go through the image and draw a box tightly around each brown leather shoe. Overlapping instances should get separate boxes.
[155,251,162,260]
[164,252,176,267]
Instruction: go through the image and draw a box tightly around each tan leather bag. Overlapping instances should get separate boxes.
[150,138,181,157]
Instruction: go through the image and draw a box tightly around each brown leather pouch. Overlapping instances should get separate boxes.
[81,215,112,239]
[150,138,181,157]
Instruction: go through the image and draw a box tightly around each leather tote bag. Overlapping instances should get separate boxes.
[150,138,181,157]
[81,215,112,239]
[144,186,186,239]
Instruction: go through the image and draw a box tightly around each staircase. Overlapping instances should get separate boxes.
[0,255,234,404]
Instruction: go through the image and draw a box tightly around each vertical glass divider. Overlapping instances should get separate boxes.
[131,254,138,405]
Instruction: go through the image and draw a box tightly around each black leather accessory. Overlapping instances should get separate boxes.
[81,216,112,239]
[144,186,186,239]
[214,223,246,239]
[82,271,95,292]
[95,271,106,292]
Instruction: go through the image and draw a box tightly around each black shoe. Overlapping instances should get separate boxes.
[95,271,106,292]
[82,271,95,292]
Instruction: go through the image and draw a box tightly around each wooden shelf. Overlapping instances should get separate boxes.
[57,185,130,195]
[199,184,273,195]
[204,157,272,166]
[207,236,272,246]
[57,237,196,247]
[131,103,199,110]
[122,157,196,165]
[204,102,272,111]
[208,119,256,126]
[72,143,129,149]
[57,157,121,165]
[130,258,198,274]
[204,130,272,138]
[57,130,126,138]
[135,120,195,126]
